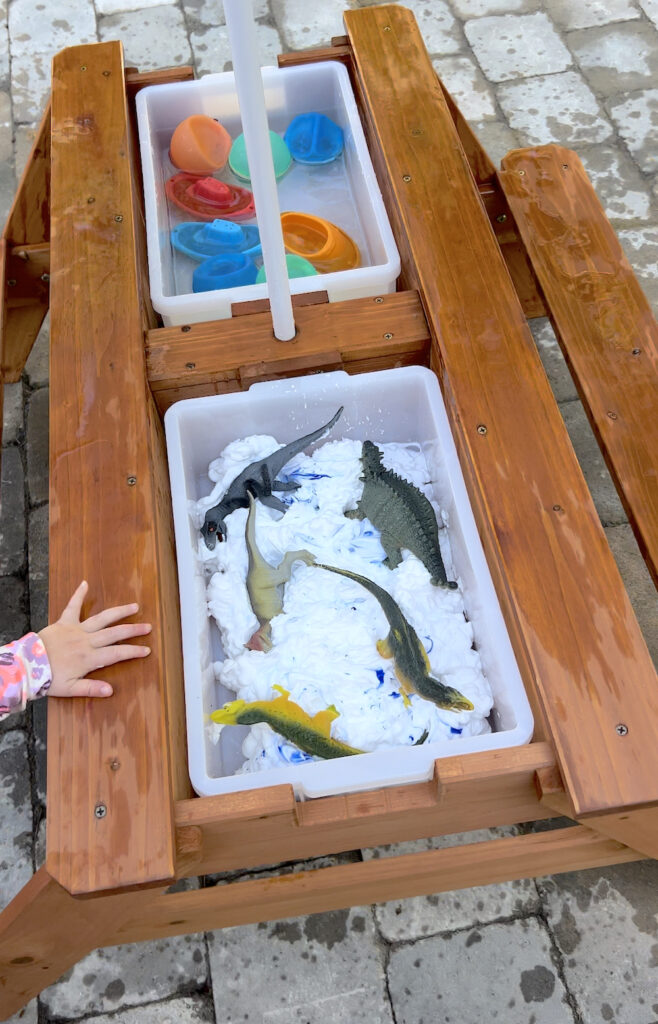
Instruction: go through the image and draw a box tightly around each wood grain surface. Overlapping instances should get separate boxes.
[501,145,658,585]
[47,42,179,895]
[344,4,658,822]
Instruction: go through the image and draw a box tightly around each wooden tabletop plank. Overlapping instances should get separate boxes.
[500,145,658,585]
[344,5,658,819]
[47,42,177,894]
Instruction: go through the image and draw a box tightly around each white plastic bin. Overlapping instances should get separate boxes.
[136,63,400,325]
[165,367,534,799]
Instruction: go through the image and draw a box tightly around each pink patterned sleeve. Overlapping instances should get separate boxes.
[0,633,52,720]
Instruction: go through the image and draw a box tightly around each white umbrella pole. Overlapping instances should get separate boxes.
[224,0,295,341]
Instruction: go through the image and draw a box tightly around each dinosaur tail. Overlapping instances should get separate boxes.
[272,406,344,474]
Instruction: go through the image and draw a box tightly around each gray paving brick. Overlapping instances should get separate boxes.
[530,318,579,404]
[10,50,50,125]
[0,730,34,909]
[98,0,178,14]
[81,995,216,1024]
[23,314,49,389]
[608,89,658,174]
[466,12,571,82]
[394,0,462,55]
[451,0,538,15]
[0,10,8,86]
[3,383,24,444]
[578,143,652,222]
[559,399,627,527]
[99,6,192,71]
[191,21,282,76]
[0,575,28,647]
[547,0,641,30]
[273,0,349,51]
[605,524,658,666]
[207,906,394,1023]
[568,22,658,97]
[0,447,26,575]
[25,387,48,507]
[27,503,48,633]
[640,0,658,27]
[363,828,540,942]
[470,117,520,166]
[539,862,658,1024]
[183,0,269,25]
[433,54,497,120]
[8,0,97,57]
[497,71,614,145]
[41,933,208,1019]
[618,225,658,312]
[388,918,575,1023]
[5,1000,38,1024]
[0,90,11,162]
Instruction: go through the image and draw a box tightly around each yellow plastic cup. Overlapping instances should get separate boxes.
[280,212,360,273]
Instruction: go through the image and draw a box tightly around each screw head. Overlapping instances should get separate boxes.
[632,348,641,355]
[477,424,487,435]
[181,325,191,333]
[518,169,526,176]
[94,803,107,819]
[562,163,569,169]
[411,128,424,137]
[87,196,96,204]
[126,475,137,486]
[615,723,628,736]
[80,65,87,71]
[40,273,50,283]
[7,279,16,287]
[552,504,562,512]
[185,361,196,370]
[383,332,394,340]
[114,214,123,223]
[110,759,120,771]
[102,70,111,77]
[402,174,412,183]
[374,296,384,303]
[383,25,391,31]
[496,213,507,223]
[607,411,618,420]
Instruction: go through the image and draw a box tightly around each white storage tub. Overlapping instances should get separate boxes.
[165,367,534,799]
[136,63,400,326]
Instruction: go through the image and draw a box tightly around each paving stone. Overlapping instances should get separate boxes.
[388,917,574,1023]
[568,22,658,97]
[606,523,658,666]
[362,828,539,941]
[99,6,192,72]
[0,90,11,162]
[0,17,8,87]
[577,143,652,222]
[24,314,49,388]
[529,317,578,404]
[41,933,208,1019]
[0,575,28,646]
[26,386,48,506]
[539,861,658,1024]
[10,50,50,124]
[618,225,658,312]
[547,0,641,30]
[466,13,571,83]
[393,0,462,55]
[183,0,269,25]
[640,0,658,27]
[451,0,538,16]
[34,815,45,869]
[28,503,48,633]
[608,89,658,174]
[208,905,394,1023]
[0,447,26,575]
[3,383,24,444]
[273,0,353,51]
[433,54,497,121]
[98,0,178,15]
[0,730,34,908]
[30,691,47,803]
[81,995,216,1024]
[9,0,97,56]
[191,21,282,76]
[470,117,520,166]
[559,399,627,526]
[5,1000,38,1024]
[497,71,614,146]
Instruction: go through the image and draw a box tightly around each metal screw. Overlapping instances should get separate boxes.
[411,128,424,137]
[80,65,87,71]
[632,348,641,355]
[115,214,123,222]
[374,296,384,303]
[552,504,562,512]
[185,361,196,370]
[518,169,525,176]
[496,213,507,223]
[477,424,487,435]
[102,70,111,77]
[94,804,107,818]
[402,174,412,183]
[181,325,191,333]
[607,411,617,420]
[87,196,95,204]
[383,25,391,31]
[615,723,628,736]
[110,759,120,771]
[383,332,394,340]
[562,163,569,170]
[126,475,137,486]
[7,279,16,287]
[40,273,50,283]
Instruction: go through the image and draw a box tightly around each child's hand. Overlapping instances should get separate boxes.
[38,581,152,699]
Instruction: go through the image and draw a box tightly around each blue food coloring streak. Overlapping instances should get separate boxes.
[375,668,385,687]
[389,691,401,699]
[424,636,434,654]
[450,726,462,735]
[288,470,330,480]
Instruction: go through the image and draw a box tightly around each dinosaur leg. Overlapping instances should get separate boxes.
[272,479,301,492]
[393,668,414,708]
[246,624,273,652]
[344,507,365,520]
[380,532,403,569]
[376,636,394,659]
[260,494,289,512]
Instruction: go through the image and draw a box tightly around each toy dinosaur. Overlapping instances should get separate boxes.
[245,492,315,651]
[201,406,344,548]
[345,440,457,588]
[210,685,364,759]
[315,563,473,712]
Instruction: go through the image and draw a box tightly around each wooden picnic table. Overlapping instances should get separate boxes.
[0,5,657,1014]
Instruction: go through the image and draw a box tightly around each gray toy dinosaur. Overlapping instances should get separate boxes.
[201,406,343,548]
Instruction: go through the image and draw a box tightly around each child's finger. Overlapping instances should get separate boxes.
[67,678,114,698]
[59,581,89,625]
[93,643,151,669]
[82,602,141,632]
[89,623,152,648]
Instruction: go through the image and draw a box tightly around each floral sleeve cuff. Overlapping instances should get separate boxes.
[0,633,52,719]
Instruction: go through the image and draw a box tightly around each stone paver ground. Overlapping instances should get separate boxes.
[1,1,657,1022]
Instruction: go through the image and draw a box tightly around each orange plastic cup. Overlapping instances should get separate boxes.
[280,212,360,273]
[169,115,232,175]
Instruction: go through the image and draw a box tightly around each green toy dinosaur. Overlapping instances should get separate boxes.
[346,440,457,588]
[315,563,473,712]
[245,491,315,650]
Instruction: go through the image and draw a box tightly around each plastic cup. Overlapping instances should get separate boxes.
[169,115,232,174]
[280,211,360,272]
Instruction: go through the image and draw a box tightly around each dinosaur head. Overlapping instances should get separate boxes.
[201,507,228,549]
[423,677,474,712]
